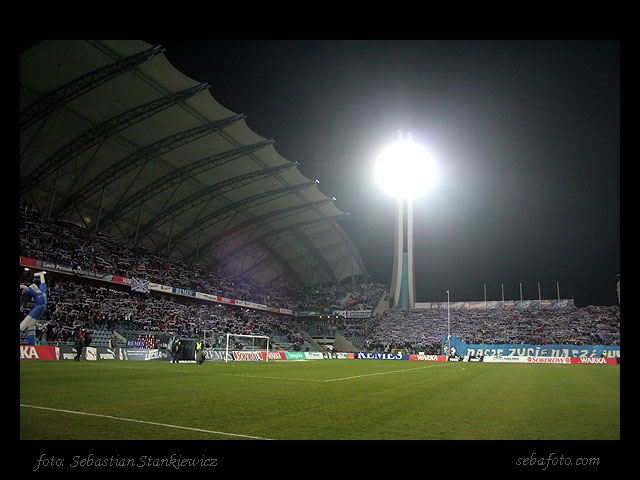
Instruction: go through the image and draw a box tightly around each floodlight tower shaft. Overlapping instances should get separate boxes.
[389,130,416,310]
[390,198,402,307]
[389,197,416,309]
[407,198,415,307]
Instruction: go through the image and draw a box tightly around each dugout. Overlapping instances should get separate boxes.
[174,338,198,361]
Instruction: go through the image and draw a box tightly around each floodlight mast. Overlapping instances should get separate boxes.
[447,290,451,339]
[387,130,416,309]
[376,130,436,309]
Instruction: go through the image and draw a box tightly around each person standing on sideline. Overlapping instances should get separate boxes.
[172,338,181,363]
[195,339,205,364]
[74,331,85,361]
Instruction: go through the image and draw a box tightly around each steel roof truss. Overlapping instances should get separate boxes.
[161,161,297,246]
[53,114,245,218]
[21,83,210,194]
[215,214,348,271]
[20,45,165,133]
[161,177,314,247]
[98,139,274,229]
[195,198,334,259]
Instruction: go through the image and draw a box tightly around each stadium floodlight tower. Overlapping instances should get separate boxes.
[375,130,437,309]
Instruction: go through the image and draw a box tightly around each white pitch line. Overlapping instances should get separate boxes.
[20,404,272,440]
[217,372,327,383]
[325,363,446,382]
[97,361,463,383]
[96,363,326,383]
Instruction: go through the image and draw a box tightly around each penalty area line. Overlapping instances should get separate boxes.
[20,404,273,440]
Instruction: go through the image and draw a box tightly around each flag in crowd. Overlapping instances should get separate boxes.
[131,277,150,293]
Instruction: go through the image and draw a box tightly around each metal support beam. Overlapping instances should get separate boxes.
[47,168,60,220]
[148,175,312,247]
[195,229,202,262]
[98,139,275,230]
[214,214,348,270]
[194,198,334,262]
[52,114,245,218]
[133,202,143,246]
[167,217,174,254]
[20,45,165,133]
[94,185,105,233]
[21,82,210,195]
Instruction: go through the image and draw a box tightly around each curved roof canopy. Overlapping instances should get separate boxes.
[20,40,367,287]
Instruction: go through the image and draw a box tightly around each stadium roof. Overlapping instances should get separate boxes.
[20,40,368,287]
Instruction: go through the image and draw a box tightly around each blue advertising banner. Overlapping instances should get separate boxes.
[442,335,620,358]
[355,352,410,360]
[122,348,168,360]
[172,287,196,297]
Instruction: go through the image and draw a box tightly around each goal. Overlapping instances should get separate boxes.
[224,333,271,363]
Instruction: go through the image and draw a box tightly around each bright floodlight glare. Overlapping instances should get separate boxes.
[375,140,437,199]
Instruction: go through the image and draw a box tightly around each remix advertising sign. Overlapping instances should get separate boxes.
[355,352,409,360]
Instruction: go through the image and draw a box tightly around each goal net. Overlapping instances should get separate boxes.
[225,333,271,363]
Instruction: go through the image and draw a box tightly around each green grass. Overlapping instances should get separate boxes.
[19,359,620,440]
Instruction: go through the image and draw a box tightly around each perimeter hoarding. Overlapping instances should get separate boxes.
[19,345,57,360]
[19,347,620,364]
[442,335,620,358]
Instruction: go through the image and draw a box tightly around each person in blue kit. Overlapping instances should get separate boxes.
[20,272,47,346]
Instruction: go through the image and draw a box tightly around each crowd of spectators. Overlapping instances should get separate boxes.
[363,305,620,354]
[19,208,382,314]
[343,282,387,311]
[19,274,308,350]
[20,208,620,355]
[20,209,301,308]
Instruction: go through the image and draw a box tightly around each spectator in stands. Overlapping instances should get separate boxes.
[19,208,620,354]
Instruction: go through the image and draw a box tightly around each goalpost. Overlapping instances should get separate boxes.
[225,333,271,363]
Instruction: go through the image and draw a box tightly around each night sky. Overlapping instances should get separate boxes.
[147,40,620,307]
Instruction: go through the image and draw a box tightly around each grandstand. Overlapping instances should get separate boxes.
[20,203,620,358]
[20,40,620,356]
[19,40,620,449]
[20,40,367,291]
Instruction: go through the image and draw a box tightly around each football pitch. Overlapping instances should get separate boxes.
[20,359,620,440]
